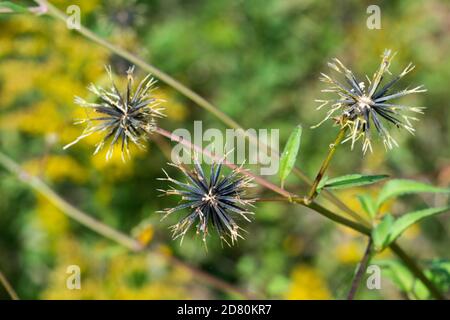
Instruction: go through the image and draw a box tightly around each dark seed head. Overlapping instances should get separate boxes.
[158,157,256,246]
[314,49,426,153]
[64,65,165,160]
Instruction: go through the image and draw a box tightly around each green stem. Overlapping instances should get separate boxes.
[347,238,373,300]
[154,127,372,236]
[0,269,19,300]
[390,243,444,300]
[0,152,142,252]
[303,201,370,235]
[154,127,293,198]
[306,126,348,203]
[154,128,445,299]
[250,198,444,300]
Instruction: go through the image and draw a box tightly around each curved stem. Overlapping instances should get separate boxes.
[390,243,444,300]
[0,269,19,300]
[154,127,372,235]
[0,151,258,300]
[154,127,293,198]
[306,126,348,203]
[303,201,370,235]
[347,238,373,300]
[0,152,142,252]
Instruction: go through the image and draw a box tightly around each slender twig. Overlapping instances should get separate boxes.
[154,127,372,235]
[306,126,348,203]
[347,238,373,300]
[0,152,142,252]
[153,127,293,198]
[0,2,47,14]
[0,269,19,300]
[0,151,258,300]
[303,201,370,236]
[254,197,371,236]
[33,0,367,226]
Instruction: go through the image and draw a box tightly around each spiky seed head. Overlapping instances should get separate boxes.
[158,157,256,246]
[64,65,165,161]
[313,49,426,154]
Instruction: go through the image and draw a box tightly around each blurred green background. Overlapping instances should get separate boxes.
[0,0,449,299]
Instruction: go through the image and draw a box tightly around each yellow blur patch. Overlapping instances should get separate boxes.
[157,244,173,258]
[23,155,87,184]
[154,90,187,122]
[89,143,144,180]
[42,238,189,300]
[402,223,421,240]
[285,264,331,300]
[335,241,363,264]
[36,195,69,237]
[51,0,101,15]
[135,224,155,247]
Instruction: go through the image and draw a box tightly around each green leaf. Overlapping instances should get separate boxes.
[377,179,450,209]
[357,193,377,219]
[378,259,450,299]
[0,1,28,13]
[387,206,450,244]
[427,260,450,293]
[279,125,302,188]
[318,174,388,191]
[377,260,429,299]
[377,260,415,293]
[372,214,394,252]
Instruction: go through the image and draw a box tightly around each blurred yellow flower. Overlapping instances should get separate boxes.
[24,155,87,184]
[156,244,173,258]
[285,264,331,300]
[42,239,189,300]
[132,222,155,246]
[402,223,421,240]
[51,0,101,15]
[335,241,363,264]
[35,195,69,238]
[154,90,187,122]
[89,143,144,179]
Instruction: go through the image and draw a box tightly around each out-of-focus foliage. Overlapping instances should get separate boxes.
[0,0,449,299]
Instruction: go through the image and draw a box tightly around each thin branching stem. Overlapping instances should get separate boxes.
[0,151,258,300]
[0,152,142,251]
[306,126,348,203]
[153,127,293,198]
[347,238,373,300]
[0,269,19,300]
[152,130,444,299]
[155,127,370,235]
